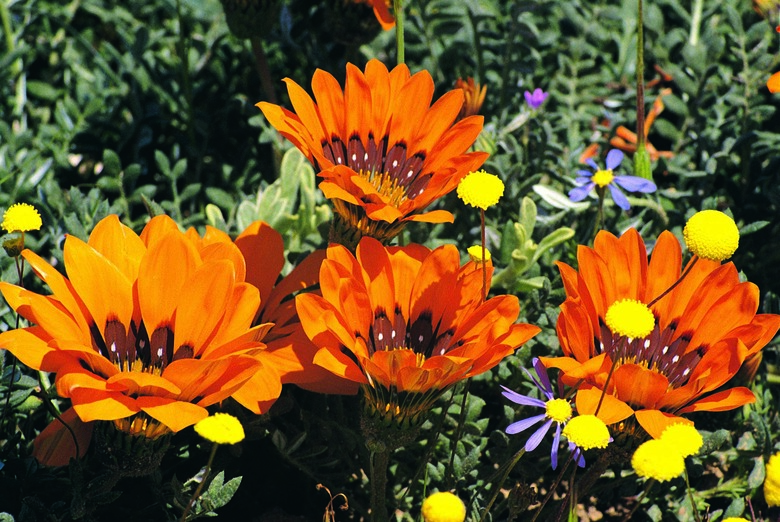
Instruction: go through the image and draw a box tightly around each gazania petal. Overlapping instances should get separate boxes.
[137,397,208,432]
[634,409,692,440]
[678,387,756,414]
[70,389,139,422]
[33,408,93,467]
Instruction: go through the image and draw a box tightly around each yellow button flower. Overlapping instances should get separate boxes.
[562,414,610,450]
[659,423,703,458]
[764,452,780,507]
[466,245,491,263]
[632,439,685,482]
[2,203,42,233]
[421,491,466,522]
[457,170,504,210]
[194,413,245,445]
[683,210,739,261]
[605,299,655,339]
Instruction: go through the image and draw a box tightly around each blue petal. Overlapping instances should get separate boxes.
[586,158,600,170]
[574,176,592,184]
[608,184,631,210]
[532,358,553,396]
[568,183,594,202]
[501,386,546,408]
[605,149,624,170]
[525,419,554,452]
[551,423,563,470]
[614,175,657,193]
[506,413,546,435]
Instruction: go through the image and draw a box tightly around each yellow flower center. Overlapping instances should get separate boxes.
[2,203,42,233]
[194,413,245,445]
[591,169,614,188]
[605,299,655,339]
[466,245,491,263]
[545,398,572,424]
[364,169,408,207]
[659,423,703,458]
[631,439,685,482]
[421,491,466,522]
[562,414,610,450]
[683,209,740,261]
[457,170,505,210]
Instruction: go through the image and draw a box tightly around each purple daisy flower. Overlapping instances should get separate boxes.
[501,358,583,470]
[524,88,548,110]
[568,149,657,210]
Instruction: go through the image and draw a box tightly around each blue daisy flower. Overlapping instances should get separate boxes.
[568,149,656,210]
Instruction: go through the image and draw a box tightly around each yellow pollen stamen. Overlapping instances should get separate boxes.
[591,169,614,188]
[364,170,408,206]
[605,299,655,339]
[545,398,572,423]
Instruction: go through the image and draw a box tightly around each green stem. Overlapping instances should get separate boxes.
[370,447,390,522]
[636,0,645,151]
[480,208,486,301]
[689,0,703,46]
[393,0,405,65]
[446,381,472,490]
[621,479,654,521]
[683,466,703,522]
[181,443,218,522]
[175,0,195,154]
[250,36,277,104]
[478,448,526,522]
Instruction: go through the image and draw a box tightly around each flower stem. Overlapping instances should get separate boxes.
[622,479,655,521]
[647,255,699,308]
[369,446,390,522]
[181,443,218,522]
[478,448,526,522]
[683,466,703,522]
[250,35,278,104]
[480,208,487,301]
[689,0,703,46]
[393,0,405,65]
[636,0,646,151]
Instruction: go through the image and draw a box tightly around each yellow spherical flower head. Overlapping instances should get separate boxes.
[721,518,750,522]
[194,413,245,445]
[562,414,610,450]
[632,439,685,482]
[466,245,491,263]
[457,170,504,210]
[2,203,42,233]
[421,491,466,522]
[660,423,703,458]
[683,209,739,261]
[605,299,655,339]
[764,453,780,507]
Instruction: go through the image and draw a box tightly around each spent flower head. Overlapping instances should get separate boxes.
[568,149,656,210]
[631,439,685,482]
[683,210,739,261]
[421,491,466,522]
[194,413,245,445]
[502,358,579,469]
[457,170,504,210]
[524,88,548,110]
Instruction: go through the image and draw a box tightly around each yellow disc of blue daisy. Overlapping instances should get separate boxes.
[194,413,245,445]
[683,210,739,261]
[457,170,504,210]
[421,491,466,522]
[2,203,42,233]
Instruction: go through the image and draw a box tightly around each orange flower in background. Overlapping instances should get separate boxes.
[0,215,286,465]
[257,59,488,248]
[542,229,780,439]
[768,71,780,93]
[356,0,394,29]
[296,238,540,425]
[455,77,487,120]
[609,88,675,162]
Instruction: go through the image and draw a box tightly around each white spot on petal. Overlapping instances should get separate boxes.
[644,339,651,349]
[418,335,424,343]
[378,332,384,341]
[672,355,680,363]
[392,160,398,167]
[662,345,669,354]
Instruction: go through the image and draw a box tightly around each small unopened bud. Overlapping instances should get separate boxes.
[3,235,24,257]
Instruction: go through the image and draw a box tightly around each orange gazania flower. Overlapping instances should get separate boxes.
[454,77,487,120]
[355,0,394,30]
[768,71,780,93]
[295,238,540,425]
[257,59,488,248]
[196,221,359,406]
[0,215,283,465]
[542,229,780,439]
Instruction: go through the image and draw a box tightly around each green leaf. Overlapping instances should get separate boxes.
[202,471,241,511]
[532,185,589,211]
[102,149,122,177]
[26,81,59,102]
